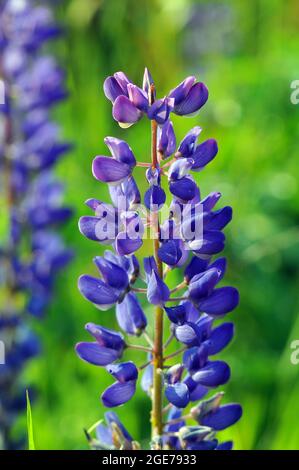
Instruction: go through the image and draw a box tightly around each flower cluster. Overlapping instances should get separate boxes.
[0,0,72,449]
[76,68,242,450]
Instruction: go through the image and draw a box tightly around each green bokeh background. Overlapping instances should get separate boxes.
[14,0,299,450]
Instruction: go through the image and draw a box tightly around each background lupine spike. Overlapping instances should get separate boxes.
[0,0,72,449]
[76,67,242,450]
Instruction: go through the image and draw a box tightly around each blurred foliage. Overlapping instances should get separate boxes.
[10,0,299,449]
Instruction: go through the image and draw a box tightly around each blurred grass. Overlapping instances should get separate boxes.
[11,0,299,449]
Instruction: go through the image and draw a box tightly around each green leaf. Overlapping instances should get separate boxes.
[26,390,36,450]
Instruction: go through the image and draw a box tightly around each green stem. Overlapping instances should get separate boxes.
[150,85,164,439]
[131,286,147,294]
[126,344,152,353]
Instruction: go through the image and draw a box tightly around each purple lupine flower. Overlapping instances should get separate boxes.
[77,68,241,450]
[157,120,176,159]
[0,0,72,448]
[93,412,136,450]
[101,362,138,408]
[75,323,125,366]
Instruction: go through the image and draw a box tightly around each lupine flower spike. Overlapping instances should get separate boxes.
[77,68,242,450]
[0,0,72,449]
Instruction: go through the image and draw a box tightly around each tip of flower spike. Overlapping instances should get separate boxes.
[143,67,155,97]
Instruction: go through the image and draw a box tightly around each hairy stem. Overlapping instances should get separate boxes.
[131,286,147,294]
[163,333,174,350]
[143,331,154,349]
[126,344,152,353]
[139,360,152,371]
[165,414,192,426]
[164,346,187,361]
[170,280,187,294]
[150,85,164,438]
[166,296,187,302]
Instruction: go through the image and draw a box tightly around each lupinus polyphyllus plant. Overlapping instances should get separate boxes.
[0,0,72,449]
[77,68,242,451]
